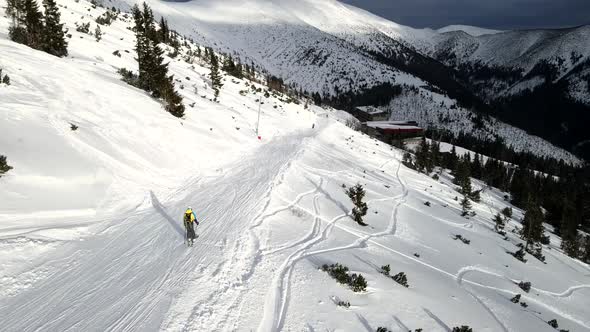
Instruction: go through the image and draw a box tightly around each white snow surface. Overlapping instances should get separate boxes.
[1,1,590,331]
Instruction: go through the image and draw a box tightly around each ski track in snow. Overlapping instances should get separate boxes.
[456,266,590,329]
[165,129,320,331]
[257,159,408,331]
[392,314,410,332]
[2,0,588,330]
[0,124,319,332]
[422,308,452,332]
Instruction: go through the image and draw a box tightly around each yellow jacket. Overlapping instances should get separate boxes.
[184,209,197,223]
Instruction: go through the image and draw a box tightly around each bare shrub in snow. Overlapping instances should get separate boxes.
[344,117,361,131]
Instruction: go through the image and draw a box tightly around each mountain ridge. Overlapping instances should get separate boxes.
[108,0,590,160]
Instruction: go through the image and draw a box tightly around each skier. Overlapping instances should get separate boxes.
[183,207,198,246]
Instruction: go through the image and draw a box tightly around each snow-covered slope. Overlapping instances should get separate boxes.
[427,25,590,77]
[101,0,586,164]
[384,89,581,162]
[437,25,502,36]
[1,0,590,331]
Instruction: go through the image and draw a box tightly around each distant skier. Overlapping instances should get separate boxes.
[183,207,198,246]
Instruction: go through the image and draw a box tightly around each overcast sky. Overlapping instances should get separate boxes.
[340,0,590,30]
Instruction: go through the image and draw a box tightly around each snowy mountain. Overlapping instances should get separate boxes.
[425,25,590,158]
[112,0,590,161]
[436,25,502,36]
[1,0,590,331]
[101,0,588,162]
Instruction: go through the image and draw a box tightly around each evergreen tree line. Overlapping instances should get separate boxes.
[425,128,582,178]
[6,0,68,57]
[405,137,590,263]
[120,3,184,117]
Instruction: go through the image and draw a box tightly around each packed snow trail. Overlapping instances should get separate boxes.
[0,125,318,332]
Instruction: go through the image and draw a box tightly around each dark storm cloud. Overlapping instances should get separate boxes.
[340,0,590,30]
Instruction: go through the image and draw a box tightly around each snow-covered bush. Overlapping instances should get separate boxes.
[454,234,470,245]
[452,326,472,332]
[76,22,91,34]
[344,117,361,131]
[349,274,367,292]
[510,247,527,263]
[346,183,368,226]
[321,263,367,292]
[117,68,139,88]
[336,300,350,308]
[95,10,118,26]
[392,272,409,288]
[502,207,513,218]
[518,281,531,293]
[94,26,102,42]
[0,68,10,85]
[0,155,13,177]
[322,263,351,285]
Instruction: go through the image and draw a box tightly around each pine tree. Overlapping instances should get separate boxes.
[510,167,532,208]
[415,137,432,173]
[22,0,43,48]
[132,4,147,89]
[521,201,545,251]
[158,16,169,44]
[94,25,102,42]
[222,55,242,79]
[501,207,513,219]
[8,0,43,48]
[581,235,590,263]
[209,51,223,100]
[460,195,472,217]
[6,0,24,25]
[41,0,68,57]
[447,145,458,171]
[472,153,483,179]
[129,2,184,117]
[454,159,472,196]
[346,183,368,226]
[560,203,579,257]
[161,77,185,118]
[7,0,27,44]
[493,213,506,233]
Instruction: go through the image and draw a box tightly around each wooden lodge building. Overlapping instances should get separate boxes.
[361,121,424,143]
[350,106,389,122]
[351,106,424,143]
